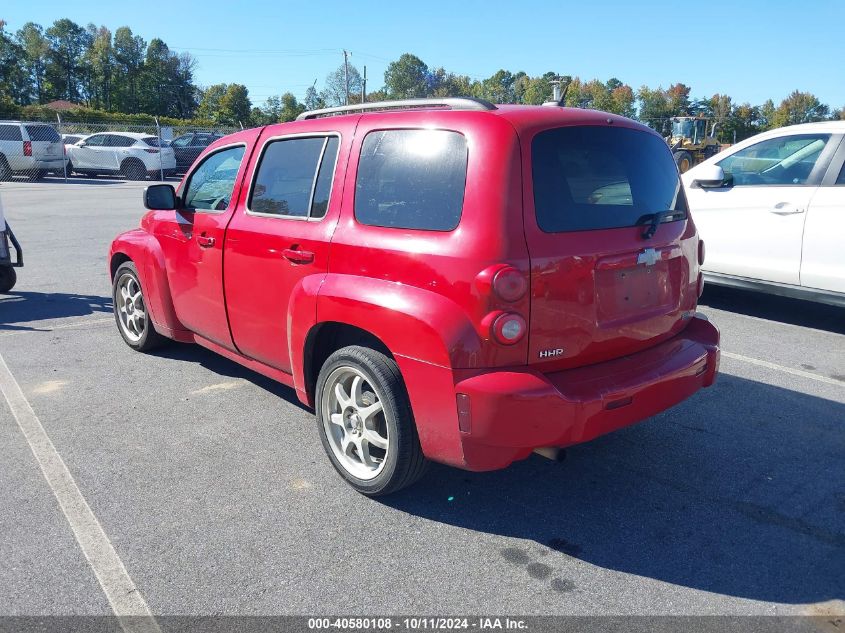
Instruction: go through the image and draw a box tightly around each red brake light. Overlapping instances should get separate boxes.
[144,148,160,154]
[491,312,527,345]
[23,141,32,157]
[698,240,706,266]
[492,266,528,302]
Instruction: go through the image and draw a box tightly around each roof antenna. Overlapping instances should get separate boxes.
[543,76,569,107]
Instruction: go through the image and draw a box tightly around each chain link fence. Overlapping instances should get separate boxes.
[0,114,238,183]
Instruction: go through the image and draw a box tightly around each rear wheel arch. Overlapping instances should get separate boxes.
[303,322,394,406]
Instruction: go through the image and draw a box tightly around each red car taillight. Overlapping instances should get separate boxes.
[23,141,32,156]
[144,148,160,154]
[492,266,528,302]
[491,312,527,345]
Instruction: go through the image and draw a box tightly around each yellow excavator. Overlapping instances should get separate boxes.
[667,116,722,173]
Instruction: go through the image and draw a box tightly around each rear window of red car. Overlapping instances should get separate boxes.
[532,126,687,233]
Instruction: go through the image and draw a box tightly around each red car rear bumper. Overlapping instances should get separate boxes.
[452,315,720,470]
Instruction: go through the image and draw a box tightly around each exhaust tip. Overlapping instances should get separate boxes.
[533,447,566,462]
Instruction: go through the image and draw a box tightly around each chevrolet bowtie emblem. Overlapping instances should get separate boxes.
[637,248,660,267]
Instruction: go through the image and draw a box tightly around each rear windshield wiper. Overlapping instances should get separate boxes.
[640,209,681,239]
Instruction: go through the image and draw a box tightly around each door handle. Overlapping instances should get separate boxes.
[283,248,315,264]
[769,203,804,215]
[196,234,215,248]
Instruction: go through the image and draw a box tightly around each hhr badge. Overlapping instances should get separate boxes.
[539,348,564,359]
[637,247,660,267]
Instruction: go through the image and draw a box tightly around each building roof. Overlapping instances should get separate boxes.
[45,100,80,111]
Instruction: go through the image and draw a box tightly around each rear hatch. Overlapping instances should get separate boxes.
[524,123,700,371]
[25,124,63,161]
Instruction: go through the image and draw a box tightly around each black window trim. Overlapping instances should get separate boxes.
[245,131,341,222]
[819,134,845,186]
[353,127,470,233]
[180,141,248,214]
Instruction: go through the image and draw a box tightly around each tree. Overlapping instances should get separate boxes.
[279,92,305,122]
[44,19,91,102]
[217,84,251,126]
[521,72,557,105]
[83,26,113,110]
[112,26,145,113]
[304,84,324,110]
[321,63,362,106]
[384,53,430,99]
[476,69,519,103]
[0,21,29,105]
[16,23,50,104]
[772,90,829,127]
[197,83,227,122]
[758,99,776,130]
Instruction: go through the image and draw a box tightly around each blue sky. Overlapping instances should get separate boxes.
[4,0,844,109]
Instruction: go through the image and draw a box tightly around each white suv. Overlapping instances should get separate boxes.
[683,121,845,307]
[67,132,176,180]
[0,121,65,180]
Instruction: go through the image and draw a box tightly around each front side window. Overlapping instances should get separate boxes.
[355,129,468,231]
[717,134,831,186]
[249,136,339,218]
[532,126,685,233]
[83,134,106,147]
[182,145,246,211]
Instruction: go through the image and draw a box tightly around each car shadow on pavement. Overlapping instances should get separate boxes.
[0,291,112,331]
[700,286,845,335]
[382,374,845,605]
[150,342,310,411]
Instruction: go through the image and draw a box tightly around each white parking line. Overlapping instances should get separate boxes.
[0,352,160,633]
[722,351,845,387]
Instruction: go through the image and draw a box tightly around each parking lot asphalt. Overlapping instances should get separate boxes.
[0,177,843,619]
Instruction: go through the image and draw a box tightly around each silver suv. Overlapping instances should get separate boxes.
[0,121,65,180]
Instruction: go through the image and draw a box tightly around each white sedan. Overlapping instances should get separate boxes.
[66,132,176,180]
[682,121,845,307]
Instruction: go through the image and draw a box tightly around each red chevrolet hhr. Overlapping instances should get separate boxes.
[109,98,720,495]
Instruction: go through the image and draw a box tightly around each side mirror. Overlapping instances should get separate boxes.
[144,184,179,210]
[691,164,729,189]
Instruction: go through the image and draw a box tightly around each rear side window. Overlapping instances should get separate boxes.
[25,125,60,142]
[355,129,468,231]
[0,125,23,141]
[183,145,246,211]
[532,126,686,233]
[107,135,135,148]
[142,137,161,147]
[249,135,339,218]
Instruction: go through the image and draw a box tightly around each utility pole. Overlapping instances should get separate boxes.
[343,50,349,106]
[361,65,366,104]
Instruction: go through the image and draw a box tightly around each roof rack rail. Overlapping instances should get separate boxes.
[296,97,497,121]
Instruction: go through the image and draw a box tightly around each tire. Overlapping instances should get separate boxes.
[0,266,16,293]
[112,261,167,352]
[673,150,694,174]
[316,345,428,496]
[122,159,147,181]
[65,161,74,176]
[0,156,12,181]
